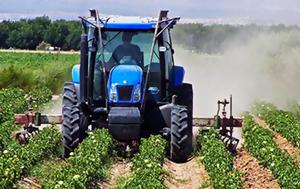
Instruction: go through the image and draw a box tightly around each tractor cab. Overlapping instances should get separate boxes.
[76,12,180,107]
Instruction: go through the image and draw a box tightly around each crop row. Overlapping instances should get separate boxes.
[243,114,300,188]
[197,129,242,189]
[253,102,300,148]
[0,127,61,188]
[43,129,113,189]
[117,135,167,189]
[0,87,52,152]
[0,88,27,151]
[0,87,52,122]
[0,88,27,122]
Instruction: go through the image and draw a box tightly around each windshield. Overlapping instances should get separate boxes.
[96,30,159,71]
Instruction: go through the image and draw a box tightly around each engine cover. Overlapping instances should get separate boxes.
[107,65,143,104]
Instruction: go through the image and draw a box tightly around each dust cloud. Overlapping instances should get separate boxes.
[175,29,300,117]
[42,95,62,114]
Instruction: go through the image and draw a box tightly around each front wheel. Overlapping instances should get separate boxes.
[170,105,193,163]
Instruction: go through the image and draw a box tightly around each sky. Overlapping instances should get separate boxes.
[1,0,300,25]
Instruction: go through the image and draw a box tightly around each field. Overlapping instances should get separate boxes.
[0,51,78,93]
[0,47,300,189]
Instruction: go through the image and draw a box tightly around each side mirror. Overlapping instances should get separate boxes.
[170,66,185,87]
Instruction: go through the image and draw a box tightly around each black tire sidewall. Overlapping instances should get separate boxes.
[62,82,87,157]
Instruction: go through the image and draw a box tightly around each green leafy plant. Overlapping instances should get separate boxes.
[0,87,53,152]
[0,88,27,152]
[0,126,61,188]
[0,88,27,122]
[243,113,300,188]
[0,121,20,152]
[42,129,113,189]
[117,135,167,189]
[253,102,300,148]
[30,86,53,110]
[197,129,242,189]
[0,52,78,93]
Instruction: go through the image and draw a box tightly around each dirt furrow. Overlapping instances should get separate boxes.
[101,160,131,189]
[234,148,280,189]
[17,177,41,189]
[254,116,300,167]
[164,158,211,189]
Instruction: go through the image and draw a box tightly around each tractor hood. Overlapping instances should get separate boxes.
[107,65,143,104]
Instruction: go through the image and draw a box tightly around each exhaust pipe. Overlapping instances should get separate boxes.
[80,34,88,103]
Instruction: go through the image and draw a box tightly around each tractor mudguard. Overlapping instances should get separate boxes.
[158,103,174,128]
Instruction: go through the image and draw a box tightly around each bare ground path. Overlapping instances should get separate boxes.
[234,148,280,189]
[100,160,131,189]
[253,116,300,167]
[164,158,211,189]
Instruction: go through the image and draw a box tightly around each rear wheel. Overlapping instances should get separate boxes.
[170,105,193,163]
[62,82,88,158]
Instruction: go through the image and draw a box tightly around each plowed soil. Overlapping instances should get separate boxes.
[234,148,280,189]
[254,116,300,167]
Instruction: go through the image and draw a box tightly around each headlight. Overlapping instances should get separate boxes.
[109,84,117,102]
[133,84,141,102]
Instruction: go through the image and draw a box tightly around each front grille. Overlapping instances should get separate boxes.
[117,85,133,101]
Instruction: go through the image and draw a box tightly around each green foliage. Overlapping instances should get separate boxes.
[197,129,242,189]
[253,102,300,148]
[243,114,300,188]
[27,156,66,185]
[0,87,53,152]
[0,88,26,151]
[0,121,20,152]
[0,52,78,93]
[117,135,167,189]
[42,129,113,189]
[287,102,300,121]
[30,86,53,110]
[0,17,81,50]
[0,88,27,121]
[0,127,61,188]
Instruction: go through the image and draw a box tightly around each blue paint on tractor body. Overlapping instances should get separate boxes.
[72,64,80,84]
[103,23,156,30]
[107,65,143,104]
[83,19,178,30]
[170,66,185,87]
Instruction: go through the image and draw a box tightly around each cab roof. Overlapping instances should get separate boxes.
[84,16,178,30]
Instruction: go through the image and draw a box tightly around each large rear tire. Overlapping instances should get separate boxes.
[62,82,88,158]
[170,105,193,163]
[177,83,193,134]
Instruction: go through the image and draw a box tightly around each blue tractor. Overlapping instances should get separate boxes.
[62,10,193,162]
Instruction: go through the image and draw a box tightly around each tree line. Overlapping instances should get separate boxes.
[1,16,299,53]
[0,16,81,50]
